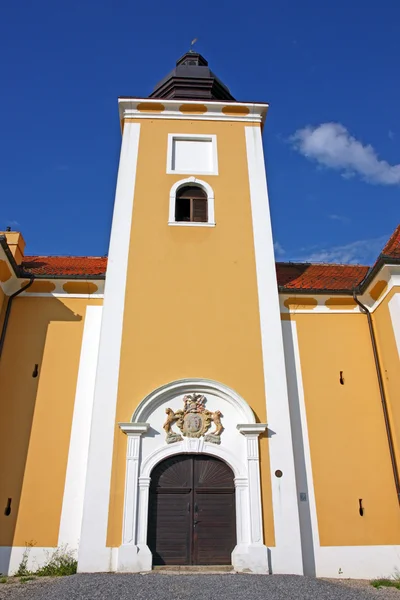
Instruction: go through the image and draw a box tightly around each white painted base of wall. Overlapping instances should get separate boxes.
[117,544,152,573]
[232,544,269,574]
[4,543,400,578]
[317,545,400,579]
[76,547,118,574]
[0,547,64,576]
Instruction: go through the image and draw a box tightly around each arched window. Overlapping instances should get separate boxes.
[168,177,215,227]
[175,185,208,223]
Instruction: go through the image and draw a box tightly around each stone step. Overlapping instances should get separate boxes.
[152,565,234,574]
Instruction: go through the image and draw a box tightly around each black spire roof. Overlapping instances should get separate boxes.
[149,52,235,101]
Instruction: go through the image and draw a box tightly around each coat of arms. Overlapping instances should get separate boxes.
[163,394,223,445]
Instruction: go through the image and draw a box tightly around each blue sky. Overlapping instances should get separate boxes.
[0,0,398,264]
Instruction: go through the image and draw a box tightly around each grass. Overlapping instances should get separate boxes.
[15,545,77,578]
[371,578,400,590]
[19,576,36,583]
[0,578,7,584]
[34,548,77,577]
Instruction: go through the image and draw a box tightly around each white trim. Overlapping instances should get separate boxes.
[166,133,218,175]
[282,319,318,576]
[78,122,141,573]
[168,176,215,226]
[132,378,256,424]
[168,222,215,228]
[16,278,105,299]
[118,98,268,125]
[140,438,245,479]
[58,306,103,550]
[123,112,264,124]
[283,318,400,579]
[119,423,149,435]
[245,125,303,575]
[237,424,268,435]
[19,293,104,299]
[389,293,400,358]
[363,265,400,311]
[282,309,357,314]
[118,378,269,574]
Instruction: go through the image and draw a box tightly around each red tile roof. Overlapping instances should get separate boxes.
[18,224,400,292]
[276,263,369,291]
[20,255,369,291]
[381,224,400,259]
[21,256,107,277]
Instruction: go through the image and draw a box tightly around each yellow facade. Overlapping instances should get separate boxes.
[292,310,400,546]
[374,289,400,462]
[0,296,102,547]
[106,117,275,547]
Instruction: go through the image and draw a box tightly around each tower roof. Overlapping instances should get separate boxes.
[149,52,236,101]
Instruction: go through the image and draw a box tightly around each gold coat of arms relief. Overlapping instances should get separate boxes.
[163,394,223,444]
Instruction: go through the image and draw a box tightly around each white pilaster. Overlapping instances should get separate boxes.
[58,305,103,550]
[389,293,400,358]
[137,477,151,546]
[233,424,270,573]
[78,122,141,573]
[245,125,303,575]
[117,423,151,572]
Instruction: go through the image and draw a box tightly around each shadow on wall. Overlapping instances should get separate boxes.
[281,320,316,577]
[0,296,82,574]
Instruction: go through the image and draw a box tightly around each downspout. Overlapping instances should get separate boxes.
[0,277,34,360]
[353,289,400,504]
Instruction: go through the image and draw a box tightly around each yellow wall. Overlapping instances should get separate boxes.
[107,118,275,547]
[0,295,102,547]
[373,287,400,465]
[294,312,400,546]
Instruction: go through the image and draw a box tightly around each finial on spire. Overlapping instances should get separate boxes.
[189,38,198,53]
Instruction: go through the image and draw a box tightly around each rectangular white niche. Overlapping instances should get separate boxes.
[167,134,218,175]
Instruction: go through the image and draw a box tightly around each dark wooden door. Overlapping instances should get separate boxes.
[147,454,236,566]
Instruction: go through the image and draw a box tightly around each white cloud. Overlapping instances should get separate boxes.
[298,235,387,264]
[3,219,21,229]
[329,214,350,224]
[389,130,395,140]
[274,241,285,256]
[291,122,400,185]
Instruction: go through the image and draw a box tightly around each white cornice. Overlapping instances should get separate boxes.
[118,98,268,125]
[119,423,150,435]
[237,424,268,436]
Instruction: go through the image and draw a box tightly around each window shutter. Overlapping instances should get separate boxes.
[192,198,208,222]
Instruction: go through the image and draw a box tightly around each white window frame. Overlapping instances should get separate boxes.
[168,177,215,227]
[166,133,218,176]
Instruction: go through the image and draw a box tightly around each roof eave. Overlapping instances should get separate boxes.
[278,286,361,295]
[358,255,400,292]
[18,272,106,280]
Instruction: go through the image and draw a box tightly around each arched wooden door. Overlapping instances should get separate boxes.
[147,454,236,565]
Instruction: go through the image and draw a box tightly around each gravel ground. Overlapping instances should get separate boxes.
[0,573,399,600]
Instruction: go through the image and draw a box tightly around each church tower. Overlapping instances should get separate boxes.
[78,53,302,574]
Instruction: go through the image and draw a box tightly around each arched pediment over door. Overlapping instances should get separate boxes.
[118,378,268,574]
